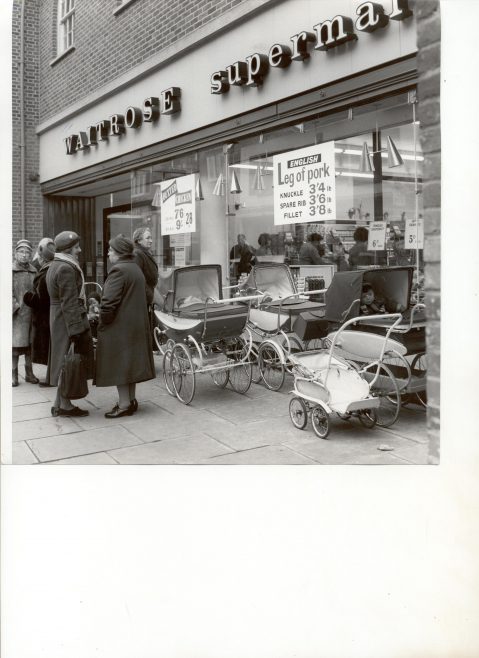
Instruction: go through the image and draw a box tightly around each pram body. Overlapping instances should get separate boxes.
[154,265,259,404]
[287,314,400,439]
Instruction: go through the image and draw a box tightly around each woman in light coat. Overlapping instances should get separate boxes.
[95,235,156,418]
[12,239,39,386]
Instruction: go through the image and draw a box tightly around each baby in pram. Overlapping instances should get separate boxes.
[360,283,406,315]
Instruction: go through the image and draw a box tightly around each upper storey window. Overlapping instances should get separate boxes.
[57,0,75,54]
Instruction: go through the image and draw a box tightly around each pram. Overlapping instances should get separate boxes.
[236,263,329,391]
[154,265,261,404]
[323,267,427,423]
[288,314,406,439]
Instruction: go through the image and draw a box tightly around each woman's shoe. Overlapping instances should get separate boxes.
[57,406,89,417]
[129,398,138,413]
[12,369,19,387]
[105,404,133,419]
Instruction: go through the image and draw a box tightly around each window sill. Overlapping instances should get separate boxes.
[113,0,138,15]
[50,45,75,67]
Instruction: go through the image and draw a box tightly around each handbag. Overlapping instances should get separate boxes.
[59,343,89,400]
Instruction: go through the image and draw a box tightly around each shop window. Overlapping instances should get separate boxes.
[57,0,75,55]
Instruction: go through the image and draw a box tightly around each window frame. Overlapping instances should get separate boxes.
[57,0,75,56]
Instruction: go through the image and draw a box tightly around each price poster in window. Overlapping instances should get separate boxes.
[160,173,196,235]
[404,217,424,249]
[367,222,387,250]
[273,142,336,226]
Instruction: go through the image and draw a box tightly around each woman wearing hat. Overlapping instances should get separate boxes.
[46,231,94,416]
[95,234,155,418]
[12,239,39,386]
[23,237,55,384]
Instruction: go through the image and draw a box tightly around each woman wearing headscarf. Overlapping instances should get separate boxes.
[95,235,156,418]
[12,239,39,386]
[23,237,55,385]
[46,231,94,416]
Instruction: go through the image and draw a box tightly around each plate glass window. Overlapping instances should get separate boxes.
[58,0,75,54]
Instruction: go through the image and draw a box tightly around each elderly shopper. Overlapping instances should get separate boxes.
[95,235,156,418]
[132,226,159,305]
[23,237,55,386]
[46,231,94,417]
[12,239,39,386]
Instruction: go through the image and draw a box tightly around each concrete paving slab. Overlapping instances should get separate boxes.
[66,400,171,431]
[12,441,39,464]
[203,417,304,451]
[12,415,81,442]
[11,388,51,407]
[28,425,144,462]
[108,433,232,464]
[283,424,428,465]
[13,401,62,423]
[379,409,428,443]
[197,445,317,465]
[197,392,291,423]
[46,452,119,465]
[124,406,235,442]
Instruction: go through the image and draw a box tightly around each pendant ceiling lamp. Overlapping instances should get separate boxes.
[152,183,162,207]
[195,175,204,200]
[230,170,242,194]
[253,164,265,191]
[213,172,225,196]
[360,142,375,173]
[385,136,404,168]
[359,135,403,173]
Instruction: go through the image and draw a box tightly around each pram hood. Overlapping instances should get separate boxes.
[325,267,413,322]
[158,264,223,311]
[246,263,302,303]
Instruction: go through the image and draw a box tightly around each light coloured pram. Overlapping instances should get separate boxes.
[288,314,404,439]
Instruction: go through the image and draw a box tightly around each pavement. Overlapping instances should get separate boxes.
[11,356,429,465]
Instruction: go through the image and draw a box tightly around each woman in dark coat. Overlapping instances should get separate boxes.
[46,231,94,417]
[95,235,156,418]
[23,238,55,381]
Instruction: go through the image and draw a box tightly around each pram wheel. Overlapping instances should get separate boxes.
[258,342,285,391]
[311,405,330,439]
[289,397,308,430]
[171,343,196,404]
[162,349,176,397]
[363,363,400,428]
[358,409,377,428]
[411,352,427,408]
[228,336,252,394]
[211,370,229,388]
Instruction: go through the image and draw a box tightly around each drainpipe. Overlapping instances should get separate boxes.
[19,0,26,239]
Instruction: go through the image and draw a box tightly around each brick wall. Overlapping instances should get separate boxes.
[38,0,254,123]
[417,0,440,463]
[12,0,43,249]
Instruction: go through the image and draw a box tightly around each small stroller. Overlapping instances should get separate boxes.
[154,265,261,404]
[288,314,404,439]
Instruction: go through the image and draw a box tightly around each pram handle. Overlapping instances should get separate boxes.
[324,313,402,389]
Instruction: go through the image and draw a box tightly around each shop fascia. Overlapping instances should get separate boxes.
[210,0,413,93]
[64,87,181,155]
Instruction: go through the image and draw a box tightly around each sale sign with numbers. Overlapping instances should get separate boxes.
[367,222,387,250]
[404,217,424,249]
[273,142,336,226]
[160,173,196,235]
